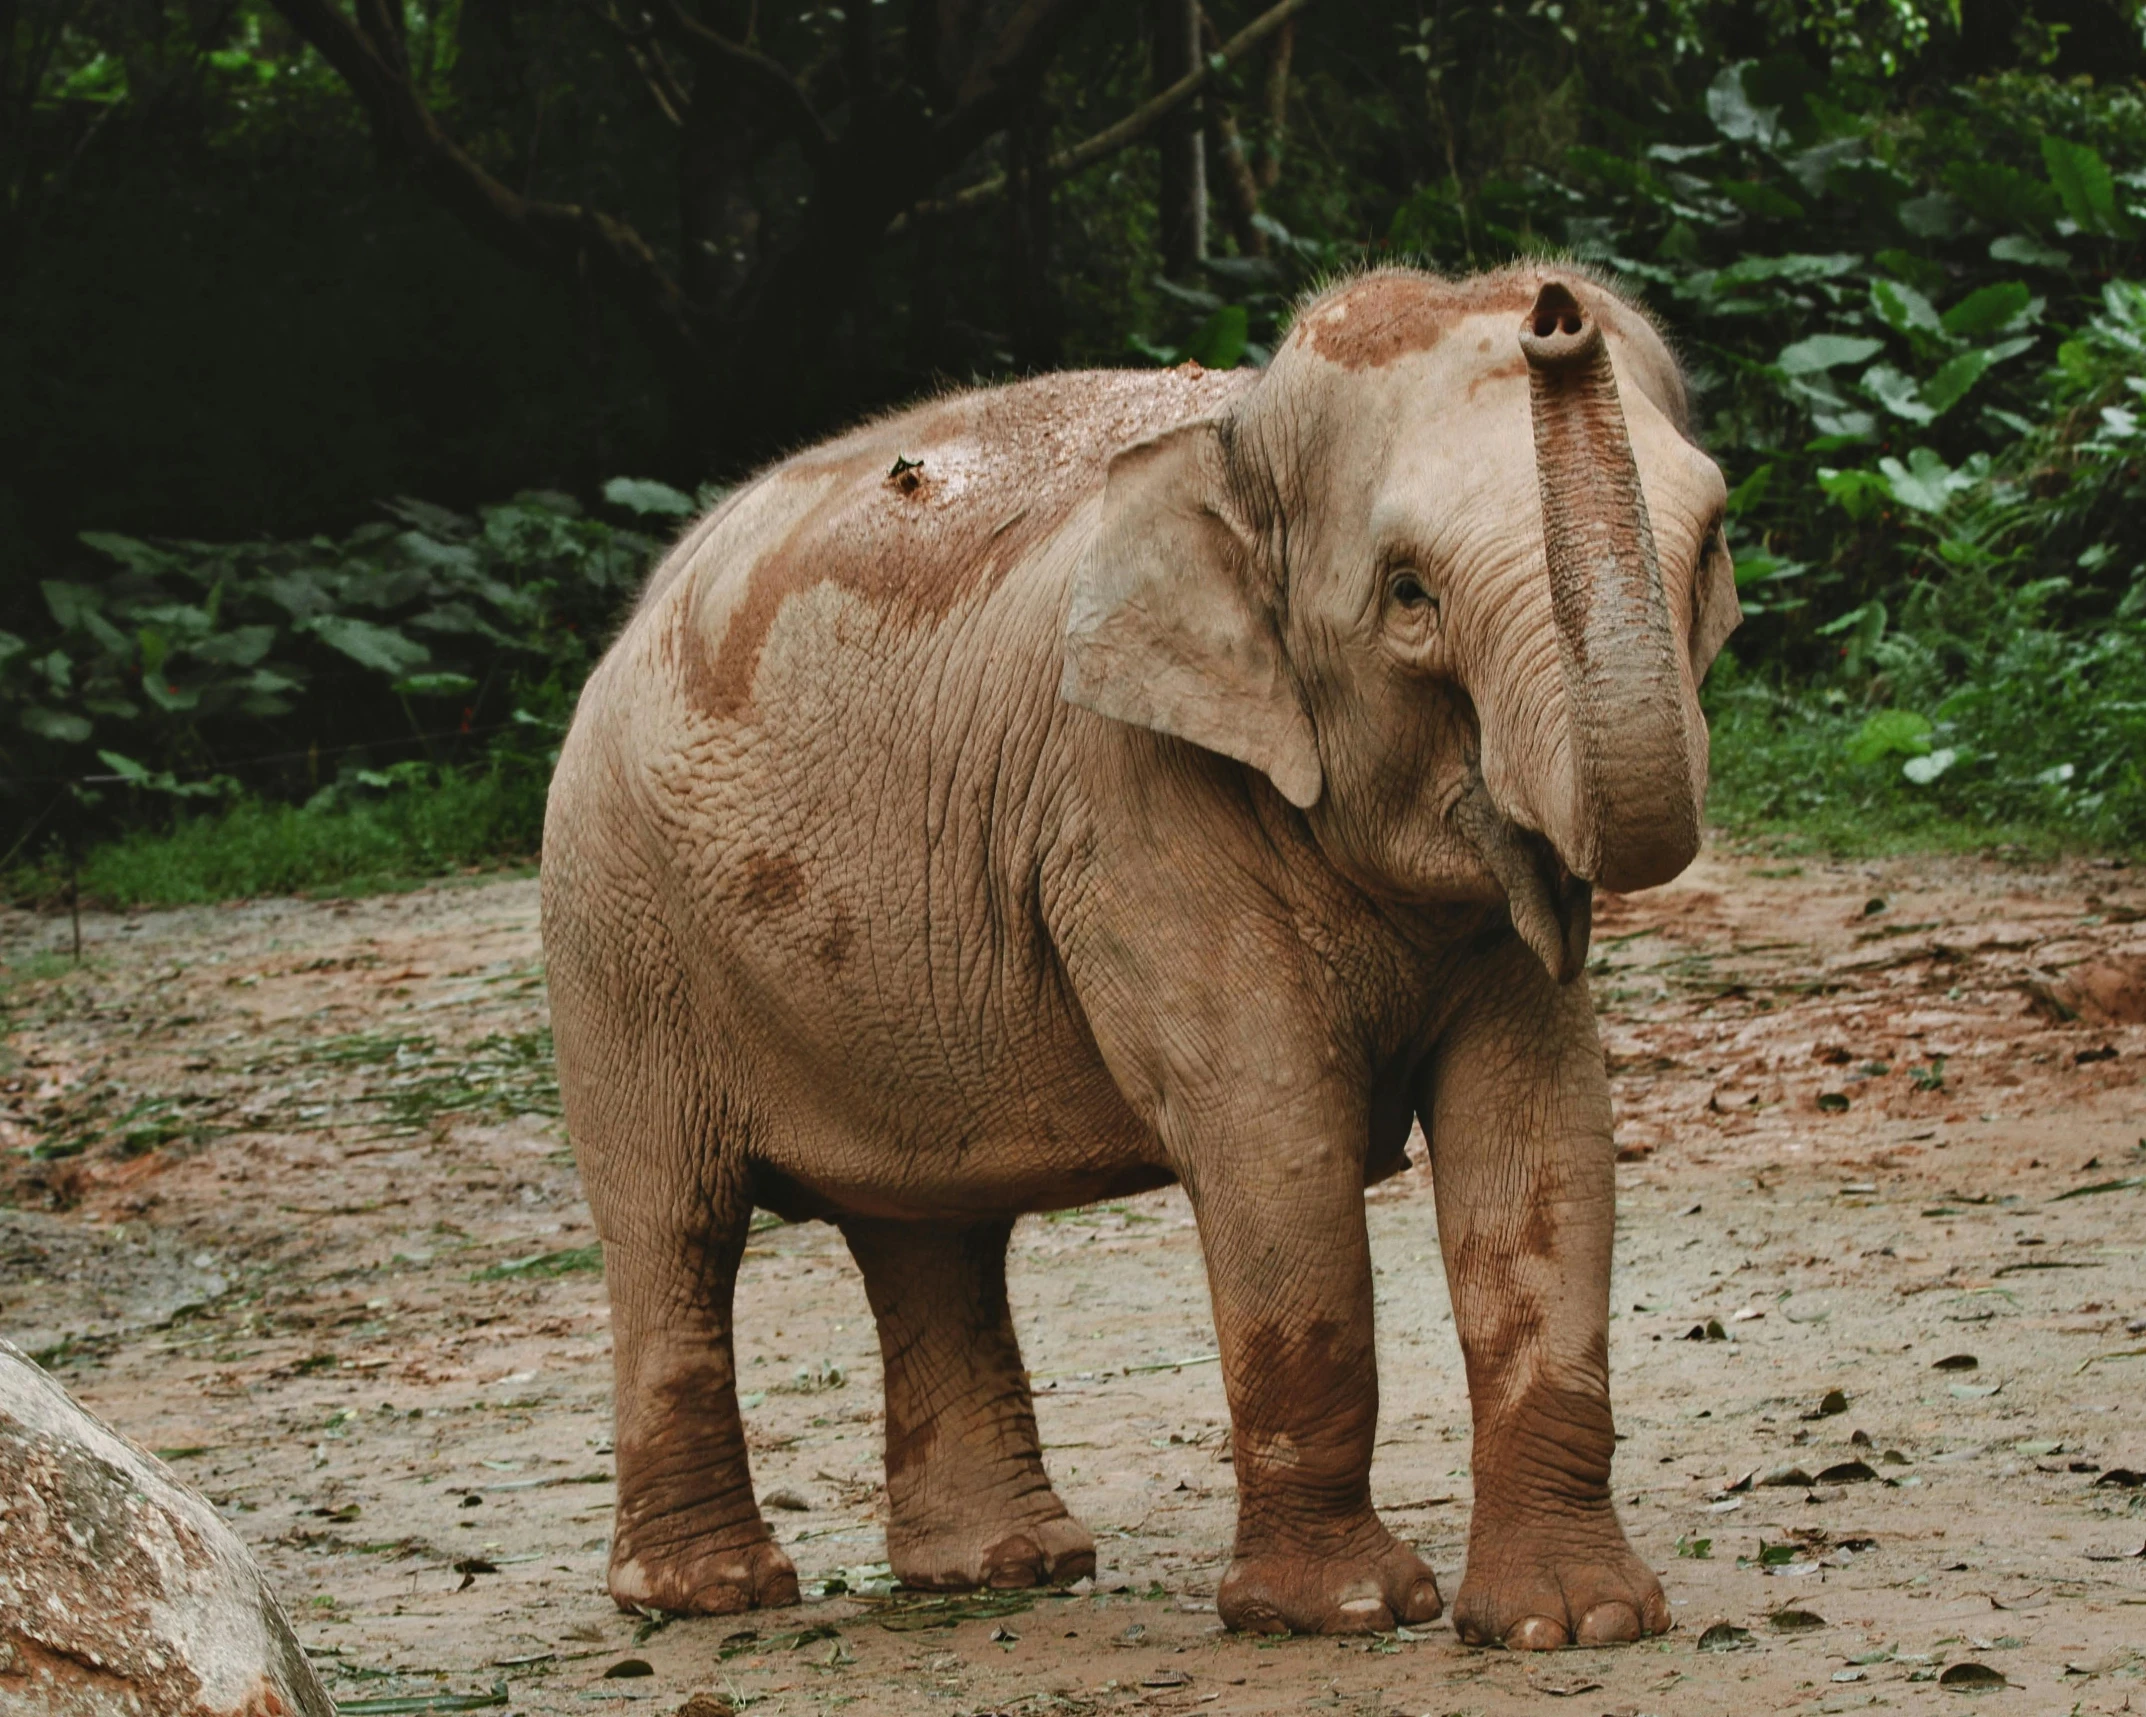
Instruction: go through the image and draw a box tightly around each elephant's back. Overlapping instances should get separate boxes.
[644,364,1253,729]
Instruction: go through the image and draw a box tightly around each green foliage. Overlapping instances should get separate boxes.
[1707,271,2146,852]
[0,484,697,866]
[21,767,543,907]
[10,0,2146,885]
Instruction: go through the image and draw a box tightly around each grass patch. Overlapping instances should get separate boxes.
[1704,674,2139,864]
[7,768,545,909]
[472,1243,602,1282]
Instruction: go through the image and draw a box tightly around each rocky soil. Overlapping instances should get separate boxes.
[1,849,2142,1717]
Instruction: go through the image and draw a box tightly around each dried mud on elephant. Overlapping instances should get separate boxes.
[2,849,2144,1714]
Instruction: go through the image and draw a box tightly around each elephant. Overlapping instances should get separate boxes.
[540,265,1739,1647]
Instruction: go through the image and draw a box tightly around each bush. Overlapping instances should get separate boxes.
[0,477,710,884]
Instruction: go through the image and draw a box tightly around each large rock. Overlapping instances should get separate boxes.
[0,1340,333,1716]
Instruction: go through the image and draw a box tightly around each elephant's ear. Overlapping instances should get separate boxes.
[1689,523,1743,683]
[1061,420,1322,810]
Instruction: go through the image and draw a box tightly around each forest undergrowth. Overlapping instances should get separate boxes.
[6,10,2146,903]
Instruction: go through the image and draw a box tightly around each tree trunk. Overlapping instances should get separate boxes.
[1198,9,1265,256]
[1007,103,1062,369]
[1153,0,1205,279]
[678,75,760,311]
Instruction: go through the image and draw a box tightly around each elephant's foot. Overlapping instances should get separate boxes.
[1218,1519,1443,1635]
[890,1496,1096,1591]
[609,1532,799,1616]
[1452,1514,1668,1649]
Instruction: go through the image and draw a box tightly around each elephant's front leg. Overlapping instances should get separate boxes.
[1426,943,1668,1650]
[1182,1090,1443,1635]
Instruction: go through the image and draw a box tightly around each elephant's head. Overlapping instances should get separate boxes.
[1061,267,1739,982]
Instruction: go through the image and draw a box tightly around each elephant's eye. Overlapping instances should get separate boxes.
[1391,573,1437,612]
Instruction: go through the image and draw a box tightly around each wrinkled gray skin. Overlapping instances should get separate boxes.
[542,266,1739,1646]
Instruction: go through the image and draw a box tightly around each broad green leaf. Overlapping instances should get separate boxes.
[1989,233,2069,269]
[602,477,697,518]
[1874,247,1948,297]
[1949,162,2059,228]
[1709,252,1861,290]
[1896,193,1962,238]
[1808,406,1877,440]
[2041,136,2120,235]
[1777,334,1883,376]
[21,706,92,743]
[306,615,433,677]
[1725,462,1774,515]
[141,674,200,714]
[41,581,105,630]
[76,532,173,576]
[1731,551,1808,587]
[1822,157,1911,208]
[1705,63,1775,144]
[1919,349,1995,416]
[1940,282,2032,338]
[1902,747,1958,785]
[1920,339,2033,416]
[1181,305,1250,371]
[96,749,153,785]
[264,571,336,621]
[1816,467,1891,520]
[395,531,480,573]
[1869,278,1942,340]
[409,602,502,641]
[395,672,480,698]
[1859,364,1934,425]
[1720,179,1805,220]
[191,626,277,668]
[1876,447,1972,514]
[0,629,24,667]
[1845,710,1932,765]
[380,496,473,538]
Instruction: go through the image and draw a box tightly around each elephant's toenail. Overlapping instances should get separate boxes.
[1338,1596,1386,1615]
[1406,1579,1443,1621]
[1505,1614,1570,1651]
[1577,1600,1641,1644]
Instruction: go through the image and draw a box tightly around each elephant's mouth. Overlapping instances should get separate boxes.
[1452,771,1594,985]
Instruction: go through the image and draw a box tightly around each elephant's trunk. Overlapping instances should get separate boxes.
[1521,281,1703,894]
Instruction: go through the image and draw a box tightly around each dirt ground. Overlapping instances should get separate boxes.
[3,848,2144,1717]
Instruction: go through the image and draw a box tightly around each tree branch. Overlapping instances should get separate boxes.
[652,0,832,167]
[1256,14,1292,190]
[908,0,1315,221]
[581,2,691,129]
[268,0,701,369]
[933,0,1103,161]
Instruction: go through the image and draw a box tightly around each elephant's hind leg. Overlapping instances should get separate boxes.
[602,1190,799,1616]
[557,1005,797,1616]
[842,1217,1095,1591]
